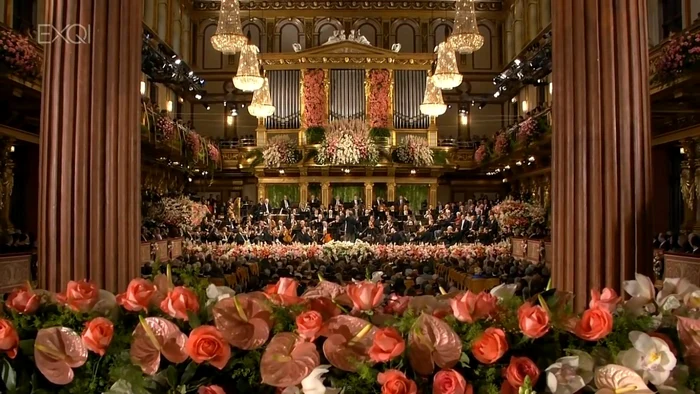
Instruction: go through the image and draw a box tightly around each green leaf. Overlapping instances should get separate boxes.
[166,365,179,387]
[19,339,34,356]
[187,311,201,328]
[180,361,198,385]
[1,358,16,392]
[459,352,470,368]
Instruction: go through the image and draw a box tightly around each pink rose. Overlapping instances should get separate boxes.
[264,277,299,305]
[347,281,384,311]
[517,302,550,339]
[433,369,472,394]
[0,320,19,359]
[384,294,410,315]
[6,284,40,314]
[369,327,405,363]
[296,311,323,341]
[160,286,200,320]
[56,280,99,313]
[449,291,496,323]
[82,317,114,356]
[117,278,157,312]
[589,288,620,313]
[199,386,225,394]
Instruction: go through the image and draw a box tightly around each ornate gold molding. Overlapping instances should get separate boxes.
[194,0,503,12]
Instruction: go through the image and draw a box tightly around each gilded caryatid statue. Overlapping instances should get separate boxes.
[0,138,15,236]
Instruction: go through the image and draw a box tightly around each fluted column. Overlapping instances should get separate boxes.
[527,0,538,40]
[300,182,309,206]
[387,182,396,202]
[321,182,331,207]
[157,0,168,39]
[144,0,155,29]
[40,0,142,292]
[513,1,524,55]
[552,0,652,311]
[182,12,191,63]
[505,14,514,63]
[364,182,374,205]
[429,183,438,207]
[170,0,181,55]
[539,0,551,30]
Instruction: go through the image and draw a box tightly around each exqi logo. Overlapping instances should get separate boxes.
[37,24,91,44]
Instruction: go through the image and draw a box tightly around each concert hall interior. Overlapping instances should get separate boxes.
[0,0,699,393]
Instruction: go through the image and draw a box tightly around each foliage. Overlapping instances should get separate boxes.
[305,127,326,145]
[261,136,302,168]
[0,28,42,79]
[653,30,700,84]
[316,119,379,165]
[393,135,434,167]
[491,199,547,237]
[369,127,391,138]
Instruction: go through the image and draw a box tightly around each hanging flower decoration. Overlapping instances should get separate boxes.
[156,116,176,142]
[316,119,379,165]
[0,28,42,79]
[394,135,434,167]
[491,200,546,237]
[303,69,326,127]
[368,69,390,129]
[262,136,302,168]
[517,118,539,146]
[146,197,209,227]
[653,31,700,84]
[474,144,488,164]
[186,131,203,158]
[493,132,510,156]
[207,143,221,164]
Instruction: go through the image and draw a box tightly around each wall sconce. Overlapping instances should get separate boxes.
[227,115,234,126]
[178,97,184,103]
[521,100,528,112]
[140,81,146,95]
[681,147,686,154]
[410,169,417,175]
[166,100,173,112]
[279,169,285,174]
[549,82,553,95]
[511,97,517,103]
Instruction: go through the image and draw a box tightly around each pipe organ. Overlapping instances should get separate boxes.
[393,70,429,129]
[329,69,366,122]
[265,70,301,130]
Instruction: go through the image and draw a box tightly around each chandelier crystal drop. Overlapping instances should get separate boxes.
[248,77,275,118]
[211,0,248,54]
[448,0,484,54]
[233,44,264,91]
[420,74,447,117]
[432,42,463,90]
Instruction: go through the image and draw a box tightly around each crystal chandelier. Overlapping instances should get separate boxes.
[448,0,484,54]
[432,42,462,90]
[211,0,247,54]
[233,44,264,91]
[248,76,275,118]
[420,74,447,117]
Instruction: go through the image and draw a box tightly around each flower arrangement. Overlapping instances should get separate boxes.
[368,69,390,129]
[516,117,538,146]
[146,196,210,228]
[156,115,176,142]
[262,136,302,167]
[303,69,326,127]
[207,143,221,164]
[653,30,700,84]
[0,29,42,79]
[493,132,510,156]
[184,240,512,265]
[474,144,488,164]
[1,270,698,394]
[491,200,547,237]
[394,135,434,167]
[186,131,203,158]
[316,119,379,165]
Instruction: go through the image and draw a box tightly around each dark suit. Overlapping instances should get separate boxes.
[341,216,358,242]
[281,199,291,212]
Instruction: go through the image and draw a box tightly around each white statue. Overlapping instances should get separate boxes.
[348,30,356,41]
[391,43,402,52]
[292,43,302,52]
[355,29,371,45]
[323,30,340,45]
[339,30,346,40]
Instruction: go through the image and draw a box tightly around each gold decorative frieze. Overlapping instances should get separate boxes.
[194,0,503,12]
[260,41,433,70]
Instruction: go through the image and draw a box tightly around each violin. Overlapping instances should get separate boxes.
[283,228,293,243]
[323,232,333,244]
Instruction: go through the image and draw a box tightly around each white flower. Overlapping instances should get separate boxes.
[657,365,694,394]
[545,352,594,394]
[623,273,657,315]
[301,365,340,394]
[656,278,700,311]
[684,289,700,309]
[490,283,517,300]
[618,331,677,385]
[206,284,235,306]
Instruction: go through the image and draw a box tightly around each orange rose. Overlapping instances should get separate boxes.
[517,302,550,339]
[198,386,226,394]
[186,325,231,370]
[471,327,508,364]
[82,317,114,356]
[433,369,472,394]
[347,281,384,311]
[449,291,496,323]
[0,319,18,359]
[369,327,405,363]
[377,369,417,394]
[505,356,540,388]
[589,288,620,314]
[574,307,613,341]
[296,310,323,341]
[56,279,99,313]
[160,286,200,321]
[117,278,156,312]
[6,285,40,314]
[264,277,300,305]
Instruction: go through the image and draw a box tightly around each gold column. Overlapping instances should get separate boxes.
[364,182,374,205]
[323,69,330,125]
[258,183,267,201]
[0,138,15,235]
[681,139,697,231]
[365,69,371,127]
[428,116,438,147]
[256,117,267,147]
[300,69,306,130]
[300,181,309,206]
[388,69,394,130]
[321,181,331,207]
[429,182,438,207]
[387,182,396,202]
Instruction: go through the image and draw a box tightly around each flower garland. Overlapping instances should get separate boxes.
[474,144,488,164]
[516,117,539,146]
[654,30,700,84]
[207,143,221,164]
[303,69,326,127]
[368,69,390,129]
[394,135,434,167]
[156,115,176,142]
[491,200,546,237]
[262,136,301,167]
[1,270,698,394]
[0,29,42,79]
[316,119,379,165]
[493,132,511,156]
[186,130,203,158]
[147,197,210,227]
